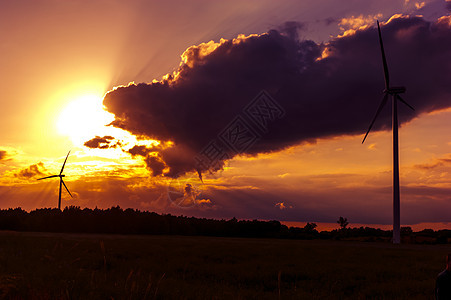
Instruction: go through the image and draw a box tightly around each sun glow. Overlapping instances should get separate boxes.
[57,94,115,146]
[55,92,163,163]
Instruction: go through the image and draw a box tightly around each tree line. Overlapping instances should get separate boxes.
[0,206,449,243]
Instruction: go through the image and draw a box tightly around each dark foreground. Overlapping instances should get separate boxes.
[0,231,448,299]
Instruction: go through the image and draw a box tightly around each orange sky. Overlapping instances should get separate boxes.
[0,0,450,229]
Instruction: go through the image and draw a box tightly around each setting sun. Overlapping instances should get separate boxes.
[56,94,114,146]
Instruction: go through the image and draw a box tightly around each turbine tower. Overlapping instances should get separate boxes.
[37,151,73,210]
[362,21,414,244]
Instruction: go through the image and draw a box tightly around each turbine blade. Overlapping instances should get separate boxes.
[60,150,71,175]
[362,93,389,144]
[61,179,73,198]
[396,95,415,111]
[37,175,59,180]
[377,20,390,90]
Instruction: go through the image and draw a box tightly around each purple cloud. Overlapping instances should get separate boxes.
[101,15,451,178]
[84,136,119,149]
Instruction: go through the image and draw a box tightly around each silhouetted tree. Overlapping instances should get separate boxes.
[304,222,317,232]
[400,226,413,236]
[337,216,349,229]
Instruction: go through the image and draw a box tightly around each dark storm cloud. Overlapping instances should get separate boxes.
[15,162,46,179]
[145,155,166,176]
[128,145,149,157]
[102,15,451,178]
[84,136,118,149]
[0,150,7,161]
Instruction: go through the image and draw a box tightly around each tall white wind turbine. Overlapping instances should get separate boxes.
[362,21,415,244]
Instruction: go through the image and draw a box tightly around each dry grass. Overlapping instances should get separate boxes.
[0,231,448,299]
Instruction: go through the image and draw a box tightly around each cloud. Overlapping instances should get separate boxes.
[275,202,286,209]
[102,15,451,178]
[84,136,119,149]
[145,155,166,176]
[275,202,293,210]
[176,183,212,207]
[0,150,7,161]
[411,0,451,20]
[323,17,337,26]
[165,174,216,209]
[338,13,383,36]
[277,21,305,40]
[196,170,451,224]
[14,162,46,179]
[414,155,451,170]
[415,1,426,9]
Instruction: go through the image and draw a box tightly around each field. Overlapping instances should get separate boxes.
[0,231,449,299]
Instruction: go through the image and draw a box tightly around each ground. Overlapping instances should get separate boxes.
[0,231,447,299]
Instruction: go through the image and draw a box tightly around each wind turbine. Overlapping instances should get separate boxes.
[37,151,73,210]
[362,21,415,244]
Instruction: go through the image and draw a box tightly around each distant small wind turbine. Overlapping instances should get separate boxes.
[37,151,73,210]
[362,21,415,244]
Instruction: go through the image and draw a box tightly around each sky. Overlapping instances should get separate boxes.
[0,0,450,229]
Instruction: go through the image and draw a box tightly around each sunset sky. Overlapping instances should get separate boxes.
[0,0,450,230]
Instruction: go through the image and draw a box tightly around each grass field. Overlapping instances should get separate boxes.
[0,231,449,299]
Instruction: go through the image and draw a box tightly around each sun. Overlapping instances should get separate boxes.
[56,94,115,146]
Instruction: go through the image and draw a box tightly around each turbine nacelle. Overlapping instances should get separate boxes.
[384,86,406,94]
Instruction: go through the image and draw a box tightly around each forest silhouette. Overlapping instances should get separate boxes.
[0,206,449,244]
